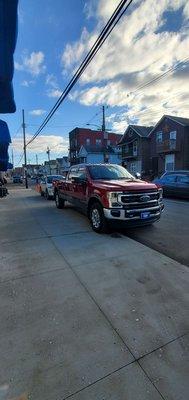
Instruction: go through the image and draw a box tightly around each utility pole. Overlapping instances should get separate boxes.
[35,154,39,176]
[22,109,28,188]
[11,149,14,167]
[102,105,105,133]
[102,105,109,163]
[46,147,51,175]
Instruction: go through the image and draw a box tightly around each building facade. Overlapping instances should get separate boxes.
[118,125,153,178]
[69,127,122,165]
[149,115,189,177]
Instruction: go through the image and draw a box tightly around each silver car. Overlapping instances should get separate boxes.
[40,175,64,199]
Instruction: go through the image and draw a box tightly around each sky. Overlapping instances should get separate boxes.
[3,0,189,166]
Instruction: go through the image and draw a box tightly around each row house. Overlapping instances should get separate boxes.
[69,127,122,165]
[77,144,121,165]
[118,125,152,178]
[150,115,189,176]
[56,156,70,174]
[119,115,189,178]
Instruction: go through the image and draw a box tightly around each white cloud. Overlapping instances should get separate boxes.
[47,89,62,98]
[15,51,46,76]
[83,0,97,19]
[21,79,35,87]
[183,1,189,19]
[45,73,62,98]
[46,74,58,88]
[97,0,121,21]
[12,134,69,154]
[21,80,29,87]
[61,27,97,71]
[62,0,189,129]
[29,109,46,116]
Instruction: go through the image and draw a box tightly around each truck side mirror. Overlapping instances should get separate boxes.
[135,172,141,179]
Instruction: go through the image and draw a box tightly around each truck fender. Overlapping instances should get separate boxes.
[87,195,103,217]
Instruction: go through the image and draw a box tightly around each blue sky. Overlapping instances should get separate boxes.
[4,0,189,166]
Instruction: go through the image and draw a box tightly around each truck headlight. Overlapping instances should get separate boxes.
[158,188,163,200]
[107,192,122,208]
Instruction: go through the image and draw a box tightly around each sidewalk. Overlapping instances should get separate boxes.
[0,188,188,400]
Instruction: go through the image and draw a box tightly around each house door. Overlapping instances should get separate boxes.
[165,154,175,172]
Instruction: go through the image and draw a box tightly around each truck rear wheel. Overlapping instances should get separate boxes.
[55,192,65,209]
[89,202,108,233]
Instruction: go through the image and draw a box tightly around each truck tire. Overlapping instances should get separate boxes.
[89,202,108,233]
[55,192,65,209]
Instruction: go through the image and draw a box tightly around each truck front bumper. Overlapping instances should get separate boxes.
[103,203,164,224]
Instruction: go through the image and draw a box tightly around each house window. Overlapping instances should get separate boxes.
[96,139,102,146]
[86,138,90,146]
[107,140,111,146]
[133,141,137,156]
[170,131,176,140]
[165,154,175,172]
[124,144,129,153]
[156,132,163,143]
[130,163,136,173]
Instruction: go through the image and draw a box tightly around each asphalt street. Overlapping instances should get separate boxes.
[0,186,188,400]
[123,198,189,267]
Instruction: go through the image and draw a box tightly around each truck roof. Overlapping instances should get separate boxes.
[70,163,120,168]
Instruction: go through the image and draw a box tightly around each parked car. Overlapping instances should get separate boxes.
[53,163,164,233]
[12,175,23,183]
[39,175,65,199]
[153,170,189,199]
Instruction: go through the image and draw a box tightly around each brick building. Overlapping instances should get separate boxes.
[149,115,189,177]
[118,125,153,177]
[69,127,122,165]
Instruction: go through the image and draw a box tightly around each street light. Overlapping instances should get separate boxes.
[86,123,101,130]
[86,123,113,132]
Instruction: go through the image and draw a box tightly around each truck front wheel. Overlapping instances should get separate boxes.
[55,192,65,209]
[89,202,108,233]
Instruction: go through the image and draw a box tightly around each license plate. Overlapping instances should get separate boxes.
[141,212,150,219]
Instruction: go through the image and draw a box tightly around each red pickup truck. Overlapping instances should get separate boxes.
[54,164,164,233]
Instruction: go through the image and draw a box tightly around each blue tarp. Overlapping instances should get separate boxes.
[0,0,18,113]
[0,119,11,171]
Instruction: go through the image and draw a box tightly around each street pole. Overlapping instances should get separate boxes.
[102,105,108,163]
[36,154,38,166]
[22,109,28,188]
[47,147,51,175]
[102,105,105,133]
[11,149,14,168]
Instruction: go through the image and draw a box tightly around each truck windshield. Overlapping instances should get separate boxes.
[88,165,135,180]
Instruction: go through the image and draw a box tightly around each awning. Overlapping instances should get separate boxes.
[0,119,11,171]
[0,0,18,113]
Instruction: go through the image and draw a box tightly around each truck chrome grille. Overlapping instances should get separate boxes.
[124,201,159,210]
[119,190,160,205]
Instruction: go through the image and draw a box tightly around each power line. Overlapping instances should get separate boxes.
[128,56,189,97]
[26,124,78,128]
[15,152,24,167]
[26,0,134,147]
[11,124,22,139]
